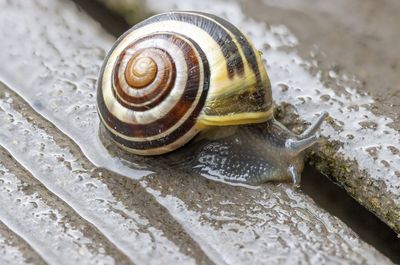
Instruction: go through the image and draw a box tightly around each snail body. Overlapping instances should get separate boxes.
[97,11,326,185]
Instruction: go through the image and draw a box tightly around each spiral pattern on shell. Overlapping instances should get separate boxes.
[97,11,272,155]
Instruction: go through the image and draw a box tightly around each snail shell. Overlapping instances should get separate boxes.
[97,11,273,155]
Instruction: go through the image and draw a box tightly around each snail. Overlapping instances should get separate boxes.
[97,11,327,185]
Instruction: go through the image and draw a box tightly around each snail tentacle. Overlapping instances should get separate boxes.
[299,112,328,139]
[285,135,320,155]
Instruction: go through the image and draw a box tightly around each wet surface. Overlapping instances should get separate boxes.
[0,0,398,264]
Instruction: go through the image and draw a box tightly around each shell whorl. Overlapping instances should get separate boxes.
[113,38,178,111]
[98,30,210,155]
[97,11,272,155]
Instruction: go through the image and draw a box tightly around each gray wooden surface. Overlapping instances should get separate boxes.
[0,0,396,264]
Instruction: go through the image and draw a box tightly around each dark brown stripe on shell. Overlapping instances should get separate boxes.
[194,13,260,79]
[137,12,244,79]
[194,12,267,107]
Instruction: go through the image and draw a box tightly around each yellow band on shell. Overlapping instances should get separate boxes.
[197,108,273,128]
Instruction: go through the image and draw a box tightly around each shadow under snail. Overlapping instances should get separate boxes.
[97,11,327,186]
